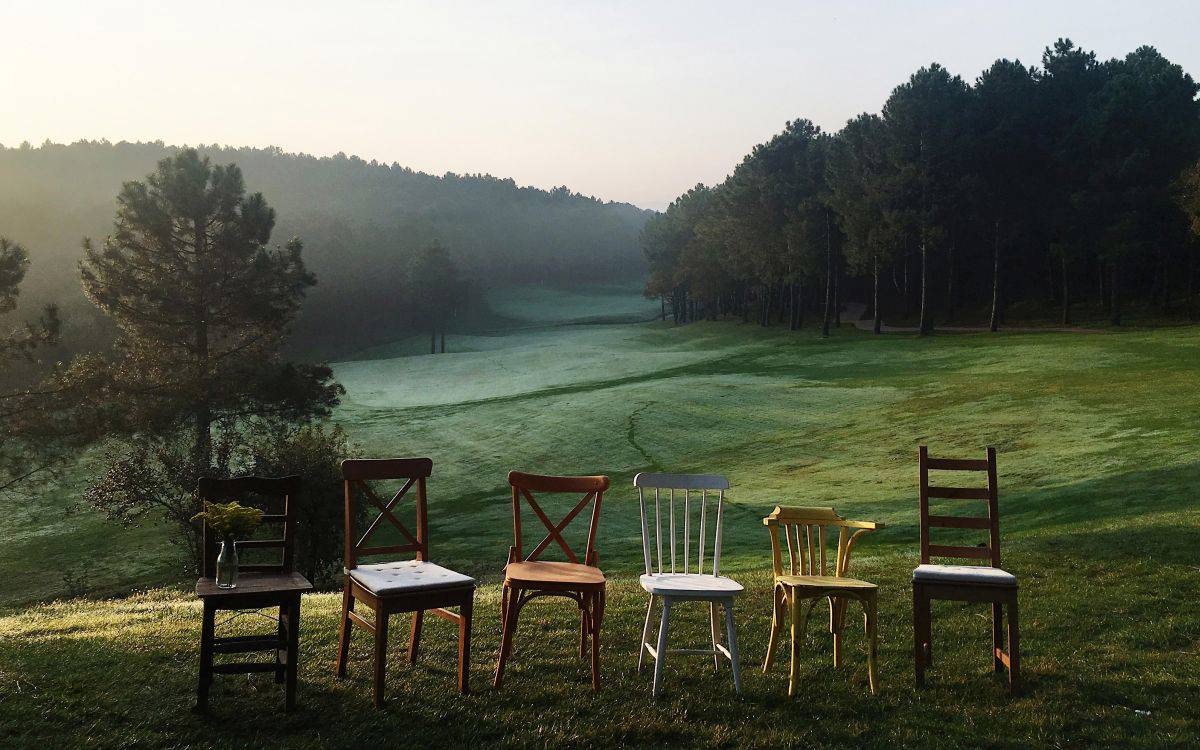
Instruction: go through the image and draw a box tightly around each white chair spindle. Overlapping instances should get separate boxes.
[639,487,651,575]
[669,488,676,573]
[655,488,662,574]
[698,488,707,575]
[683,489,690,574]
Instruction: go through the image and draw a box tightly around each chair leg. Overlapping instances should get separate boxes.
[458,594,472,695]
[638,595,655,673]
[275,604,287,684]
[196,600,215,713]
[372,608,389,709]
[494,588,520,689]
[992,602,1005,673]
[652,596,672,699]
[830,596,847,669]
[1007,596,1021,693]
[409,609,424,665]
[764,585,783,673]
[579,597,589,660]
[788,594,807,698]
[335,585,353,678]
[285,596,300,712]
[913,584,925,688]
[710,601,721,671]
[590,589,603,692]
[864,593,878,695]
[723,599,742,695]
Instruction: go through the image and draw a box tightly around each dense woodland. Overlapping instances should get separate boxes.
[0,140,651,358]
[645,40,1200,332]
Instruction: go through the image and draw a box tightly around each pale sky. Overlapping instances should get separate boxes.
[4,1,1199,209]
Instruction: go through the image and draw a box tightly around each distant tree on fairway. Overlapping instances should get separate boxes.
[409,241,462,354]
[75,149,342,558]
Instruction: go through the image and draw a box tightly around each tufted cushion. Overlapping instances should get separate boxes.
[350,560,475,595]
[913,564,1016,586]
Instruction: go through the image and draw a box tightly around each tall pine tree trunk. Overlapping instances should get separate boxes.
[918,233,930,335]
[796,277,805,329]
[821,212,833,337]
[440,326,446,353]
[430,326,436,354]
[945,239,955,323]
[1110,262,1122,326]
[872,254,882,335]
[833,253,841,327]
[1061,255,1071,326]
[989,219,1001,332]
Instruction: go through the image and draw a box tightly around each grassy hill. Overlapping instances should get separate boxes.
[2,287,1198,747]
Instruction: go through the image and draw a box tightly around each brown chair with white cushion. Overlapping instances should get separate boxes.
[335,458,475,707]
[913,446,1020,692]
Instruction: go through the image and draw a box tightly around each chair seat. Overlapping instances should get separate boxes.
[639,573,743,596]
[505,560,605,589]
[775,574,878,590]
[195,571,312,598]
[913,563,1016,586]
[350,560,475,595]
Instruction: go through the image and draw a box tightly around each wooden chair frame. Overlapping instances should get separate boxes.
[335,458,475,707]
[634,472,742,698]
[195,475,311,713]
[494,471,608,691]
[762,506,883,695]
[913,445,1020,692]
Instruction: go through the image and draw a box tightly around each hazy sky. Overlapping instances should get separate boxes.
[5,1,1200,209]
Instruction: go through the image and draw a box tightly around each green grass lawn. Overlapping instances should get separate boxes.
[2,287,1199,747]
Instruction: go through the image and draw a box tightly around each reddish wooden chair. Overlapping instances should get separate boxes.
[913,446,1020,692]
[194,475,311,713]
[494,471,609,691]
[335,458,475,707]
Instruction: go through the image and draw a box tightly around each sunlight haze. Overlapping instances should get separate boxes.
[5,0,1200,208]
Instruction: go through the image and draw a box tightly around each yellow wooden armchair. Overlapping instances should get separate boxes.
[762,506,884,695]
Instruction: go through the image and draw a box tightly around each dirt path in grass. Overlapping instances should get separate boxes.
[842,302,1107,334]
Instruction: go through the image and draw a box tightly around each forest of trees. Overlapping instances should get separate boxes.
[0,140,651,358]
[644,40,1200,333]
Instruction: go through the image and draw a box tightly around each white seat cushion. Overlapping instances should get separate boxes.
[913,564,1016,586]
[351,560,475,595]
[640,573,744,597]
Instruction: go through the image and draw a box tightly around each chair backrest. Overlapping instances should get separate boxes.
[762,506,881,578]
[918,445,1001,567]
[197,475,302,578]
[634,472,729,577]
[341,458,434,572]
[507,471,608,566]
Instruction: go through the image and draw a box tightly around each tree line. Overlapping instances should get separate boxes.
[644,40,1200,334]
[0,140,652,359]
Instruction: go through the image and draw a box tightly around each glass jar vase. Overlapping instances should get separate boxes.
[216,538,239,589]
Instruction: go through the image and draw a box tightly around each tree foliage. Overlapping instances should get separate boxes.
[643,40,1200,330]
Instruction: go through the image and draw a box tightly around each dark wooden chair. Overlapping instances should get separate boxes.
[494,471,608,691]
[335,458,475,708]
[195,475,312,713]
[913,445,1020,692]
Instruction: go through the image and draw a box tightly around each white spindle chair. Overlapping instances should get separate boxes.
[635,472,743,698]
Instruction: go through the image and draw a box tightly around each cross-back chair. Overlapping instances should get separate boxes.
[634,472,743,698]
[762,506,883,696]
[335,458,475,707]
[194,475,311,713]
[494,471,608,691]
[913,445,1019,691]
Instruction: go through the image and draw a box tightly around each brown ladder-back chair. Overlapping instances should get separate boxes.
[335,458,475,707]
[914,446,1020,692]
[762,506,883,696]
[195,475,312,713]
[494,471,609,691]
